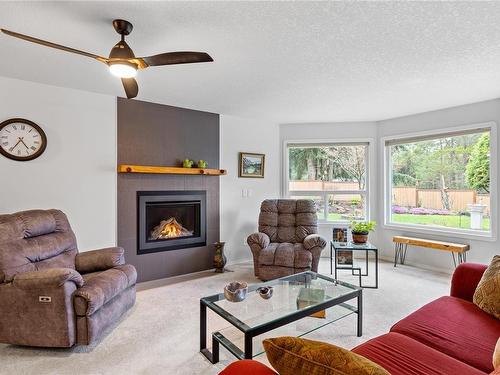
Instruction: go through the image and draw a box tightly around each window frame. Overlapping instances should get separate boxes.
[382,121,497,241]
[282,138,374,225]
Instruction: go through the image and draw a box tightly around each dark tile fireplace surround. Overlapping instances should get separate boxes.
[117,98,220,282]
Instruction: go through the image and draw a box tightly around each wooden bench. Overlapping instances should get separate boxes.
[392,236,470,268]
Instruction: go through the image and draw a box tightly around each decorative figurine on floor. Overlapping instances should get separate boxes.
[213,241,227,273]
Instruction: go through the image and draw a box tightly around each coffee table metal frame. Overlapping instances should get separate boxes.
[200,271,362,364]
[330,241,379,289]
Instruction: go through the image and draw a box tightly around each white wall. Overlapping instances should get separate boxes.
[0,76,117,251]
[220,115,280,263]
[280,122,379,244]
[377,99,500,272]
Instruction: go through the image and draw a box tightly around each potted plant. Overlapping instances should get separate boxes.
[350,221,376,244]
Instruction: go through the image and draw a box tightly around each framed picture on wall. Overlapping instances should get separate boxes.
[239,152,265,178]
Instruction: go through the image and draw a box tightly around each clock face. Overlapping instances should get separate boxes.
[0,118,47,161]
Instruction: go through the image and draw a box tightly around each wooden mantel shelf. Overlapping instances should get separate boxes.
[118,164,227,176]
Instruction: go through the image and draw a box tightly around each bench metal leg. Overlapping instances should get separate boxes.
[456,252,467,265]
[394,243,400,267]
[394,243,408,267]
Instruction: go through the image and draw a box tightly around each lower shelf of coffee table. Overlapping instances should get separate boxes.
[209,303,355,359]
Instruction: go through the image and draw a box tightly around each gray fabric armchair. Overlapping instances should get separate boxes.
[247,199,327,280]
[0,209,136,347]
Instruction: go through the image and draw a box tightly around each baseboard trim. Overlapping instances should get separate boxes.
[378,255,453,275]
[137,258,255,291]
[137,256,452,292]
[227,257,253,266]
[137,268,218,291]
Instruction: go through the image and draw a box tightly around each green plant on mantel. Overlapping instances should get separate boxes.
[350,221,376,234]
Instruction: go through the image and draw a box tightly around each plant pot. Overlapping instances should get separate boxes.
[352,231,368,244]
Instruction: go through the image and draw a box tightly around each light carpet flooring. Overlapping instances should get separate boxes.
[0,258,451,375]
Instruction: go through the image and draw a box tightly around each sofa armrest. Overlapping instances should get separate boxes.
[74,264,137,316]
[75,247,125,274]
[450,262,487,302]
[12,268,84,289]
[303,234,327,250]
[247,232,270,250]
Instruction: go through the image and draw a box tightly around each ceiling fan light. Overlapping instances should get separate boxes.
[109,62,137,78]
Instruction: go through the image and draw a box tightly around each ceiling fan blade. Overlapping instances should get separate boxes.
[140,52,213,67]
[0,29,107,62]
[121,78,138,99]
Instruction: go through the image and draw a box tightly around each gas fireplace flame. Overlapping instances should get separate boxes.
[160,218,182,238]
[150,218,193,240]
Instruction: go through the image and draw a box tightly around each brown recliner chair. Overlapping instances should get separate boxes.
[0,209,137,347]
[247,199,327,281]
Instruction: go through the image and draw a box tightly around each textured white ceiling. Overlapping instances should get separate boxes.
[2,1,500,123]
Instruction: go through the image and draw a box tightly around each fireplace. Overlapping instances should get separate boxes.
[137,191,206,254]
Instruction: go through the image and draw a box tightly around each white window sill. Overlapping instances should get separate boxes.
[318,221,350,227]
[382,223,496,242]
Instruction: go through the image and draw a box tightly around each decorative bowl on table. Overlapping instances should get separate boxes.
[256,286,273,299]
[224,281,248,302]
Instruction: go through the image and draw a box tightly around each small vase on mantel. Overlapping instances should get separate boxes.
[213,241,227,273]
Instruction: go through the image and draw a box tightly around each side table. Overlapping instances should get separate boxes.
[330,241,379,289]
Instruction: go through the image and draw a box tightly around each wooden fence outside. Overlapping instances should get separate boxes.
[290,181,360,191]
[392,187,490,215]
[289,180,490,215]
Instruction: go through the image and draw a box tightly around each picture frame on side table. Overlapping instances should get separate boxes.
[332,227,348,243]
[333,227,352,265]
[239,152,265,178]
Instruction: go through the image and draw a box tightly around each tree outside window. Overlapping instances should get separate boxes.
[388,129,491,232]
[288,143,369,222]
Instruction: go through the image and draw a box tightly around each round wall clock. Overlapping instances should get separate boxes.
[0,118,47,161]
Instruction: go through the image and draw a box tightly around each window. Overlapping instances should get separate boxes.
[286,142,369,223]
[385,125,494,237]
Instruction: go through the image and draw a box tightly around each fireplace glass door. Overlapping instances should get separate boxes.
[146,202,200,242]
[138,191,206,254]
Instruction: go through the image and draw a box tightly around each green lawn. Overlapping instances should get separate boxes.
[323,213,362,221]
[321,212,490,231]
[392,213,490,231]
[327,213,342,221]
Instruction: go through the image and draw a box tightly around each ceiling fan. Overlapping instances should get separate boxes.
[0,19,213,99]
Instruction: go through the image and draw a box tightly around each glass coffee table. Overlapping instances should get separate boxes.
[200,271,362,364]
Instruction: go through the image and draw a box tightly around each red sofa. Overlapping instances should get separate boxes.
[220,263,500,375]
